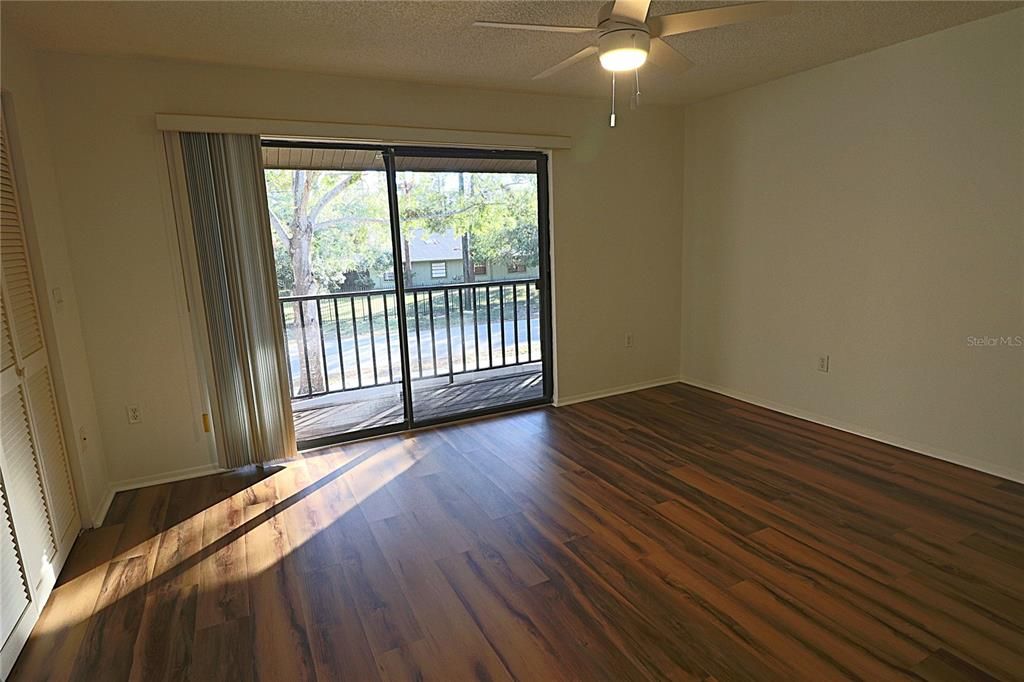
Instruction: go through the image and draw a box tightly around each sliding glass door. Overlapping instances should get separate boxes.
[393,149,550,424]
[263,142,551,448]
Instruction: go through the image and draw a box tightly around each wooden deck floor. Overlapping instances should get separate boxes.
[292,369,543,442]
[11,383,1024,680]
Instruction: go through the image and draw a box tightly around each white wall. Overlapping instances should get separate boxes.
[681,10,1024,481]
[1,33,112,524]
[23,52,684,484]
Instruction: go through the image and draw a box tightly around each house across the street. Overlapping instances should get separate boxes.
[372,228,539,288]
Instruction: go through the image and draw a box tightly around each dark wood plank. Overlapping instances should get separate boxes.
[195,488,250,630]
[333,505,425,657]
[128,584,198,682]
[244,501,317,682]
[69,556,150,680]
[297,564,382,682]
[370,513,514,681]
[188,616,255,682]
[912,648,1001,682]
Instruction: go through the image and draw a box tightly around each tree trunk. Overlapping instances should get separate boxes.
[290,216,326,396]
[462,233,473,283]
[403,239,413,284]
[276,169,369,398]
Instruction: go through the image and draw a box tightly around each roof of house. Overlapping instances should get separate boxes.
[405,229,463,262]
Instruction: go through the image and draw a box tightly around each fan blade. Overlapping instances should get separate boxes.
[649,2,791,38]
[609,0,651,23]
[473,21,596,34]
[532,45,599,80]
[647,38,694,74]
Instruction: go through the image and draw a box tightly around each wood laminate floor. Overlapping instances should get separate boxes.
[11,383,1024,681]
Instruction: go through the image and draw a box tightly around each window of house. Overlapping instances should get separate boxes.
[431,262,447,278]
[473,263,487,275]
[382,270,394,281]
[507,260,526,274]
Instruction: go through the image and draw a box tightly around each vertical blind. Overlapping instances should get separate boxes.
[179,133,295,467]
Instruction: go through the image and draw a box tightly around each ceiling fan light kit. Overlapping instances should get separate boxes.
[598,27,650,72]
[474,0,792,127]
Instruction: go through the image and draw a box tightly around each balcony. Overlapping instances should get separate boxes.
[280,279,545,444]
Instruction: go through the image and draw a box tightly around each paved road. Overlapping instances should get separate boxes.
[287,315,542,392]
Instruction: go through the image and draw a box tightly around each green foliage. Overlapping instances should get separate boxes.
[265,167,539,296]
[272,242,295,292]
[397,171,539,268]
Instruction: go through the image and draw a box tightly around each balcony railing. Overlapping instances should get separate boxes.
[279,279,543,400]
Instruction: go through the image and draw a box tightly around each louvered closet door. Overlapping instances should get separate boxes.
[0,102,81,673]
[0,468,31,651]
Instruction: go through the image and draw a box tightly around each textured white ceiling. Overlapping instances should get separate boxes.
[4,1,1019,104]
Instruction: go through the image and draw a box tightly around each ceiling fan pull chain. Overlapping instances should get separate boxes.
[631,68,641,110]
[610,72,617,127]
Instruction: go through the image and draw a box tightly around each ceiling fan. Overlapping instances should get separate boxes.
[475,0,790,125]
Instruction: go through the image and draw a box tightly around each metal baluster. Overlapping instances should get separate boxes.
[318,298,330,394]
[413,291,423,378]
[280,280,545,398]
[298,300,313,397]
[350,297,362,389]
[443,289,454,384]
[281,302,295,397]
[366,294,378,385]
[473,285,480,371]
[383,293,394,384]
[499,285,506,366]
[526,283,532,362]
[458,288,466,374]
[334,297,346,391]
[512,283,519,365]
[428,290,438,377]
[485,286,493,368]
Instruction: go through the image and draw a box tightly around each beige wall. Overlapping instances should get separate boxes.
[24,51,684,484]
[681,10,1024,480]
[1,33,112,524]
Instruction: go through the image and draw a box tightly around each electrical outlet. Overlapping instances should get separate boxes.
[625,332,634,349]
[126,405,142,424]
[817,355,830,373]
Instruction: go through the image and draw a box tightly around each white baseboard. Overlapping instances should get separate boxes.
[555,375,682,407]
[90,463,224,527]
[91,487,116,528]
[85,377,1018,526]
[680,376,1023,485]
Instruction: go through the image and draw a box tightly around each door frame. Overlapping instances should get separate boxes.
[262,139,554,450]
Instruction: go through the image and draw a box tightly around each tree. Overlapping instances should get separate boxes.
[266,169,392,296]
[265,168,389,395]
